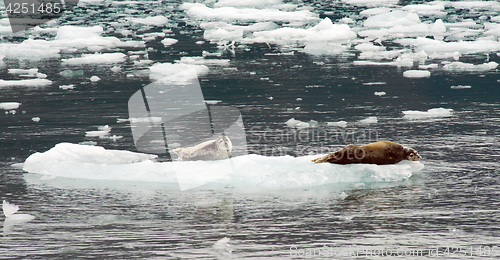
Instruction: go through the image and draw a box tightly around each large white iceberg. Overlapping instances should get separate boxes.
[23,143,424,189]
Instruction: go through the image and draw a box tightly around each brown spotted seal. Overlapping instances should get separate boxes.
[173,136,232,161]
[312,141,421,165]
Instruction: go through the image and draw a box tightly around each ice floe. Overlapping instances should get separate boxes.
[62,53,127,65]
[89,76,101,82]
[148,63,209,81]
[0,79,52,87]
[285,118,318,129]
[161,38,178,47]
[450,85,472,89]
[129,16,169,26]
[403,70,431,78]
[357,116,378,124]
[23,143,424,189]
[402,108,453,119]
[327,121,348,128]
[2,200,35,222]
[181,3,318,22]
[442,61,498,72]
[0,102,21,110]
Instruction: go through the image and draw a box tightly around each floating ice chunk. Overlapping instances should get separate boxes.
[0,102,21,110]
[327,121,348,128]
[24,143,157,169]
[251,18,356,46]
[161,38,178,47]
[363,82,386,85]
[213,237,232,255]
[176,57,230,66]
[129,16,169,26]
[285,118,311,129]
[0,40,60,60]
[402,108,453,119]
[364,10,421,28]
[355,42,386,52]
[358,116,378,124]
[360,7,392,16]
[149,63,209,81]
[0,79,52,87]
[139,32,166,42]
[402,4,446,16]
[341,0,399,7]
[214,0,282,8]
[441,1,500,10]
[450,85,472,89]
[396,37,500,55]
[90,76,101,82]
[2,200,35,221]
[403,70,431,78]
[181,3,318,22]
[374,91,386,96]
[62,53,126,65]
[419,64,439,70]
[23,143,424,188]
[8,68,38,76]
[303,43,346,56]
[442,61,498,72]
[354,57,413,67]
[85,125,110,138]
[56,26,103,40]
[110,66,121,73]
[32,117,41,122]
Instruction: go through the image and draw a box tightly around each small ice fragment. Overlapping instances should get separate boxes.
[285,118,310,129]
[2,200,35,221]
[213,237,232,254]
[36,73,47,79]
[327,121,347,128]
[109,135,123,142]
[90,76,101,82]
[204,100,222,105]
[86,125,111,138]
[110,66,121,73]
[59,84,75,90]
[402,108,453,119]
[296,97,302,101]
[362,82,386,85]
[403,70,431,78]
[32,117,40,122]
[450,85,471,89]
[374,91,386,96]
[0,102,21,110]
[358,116,378,124]
[161,38,178,47]
[0,79,52,87]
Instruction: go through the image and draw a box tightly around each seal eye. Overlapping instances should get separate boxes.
[408,152,421,161]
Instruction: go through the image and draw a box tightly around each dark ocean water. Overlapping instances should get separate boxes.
[1,0,500,259]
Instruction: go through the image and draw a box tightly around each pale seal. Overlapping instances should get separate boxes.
[312,141,421,165]
[173,136,232,161]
